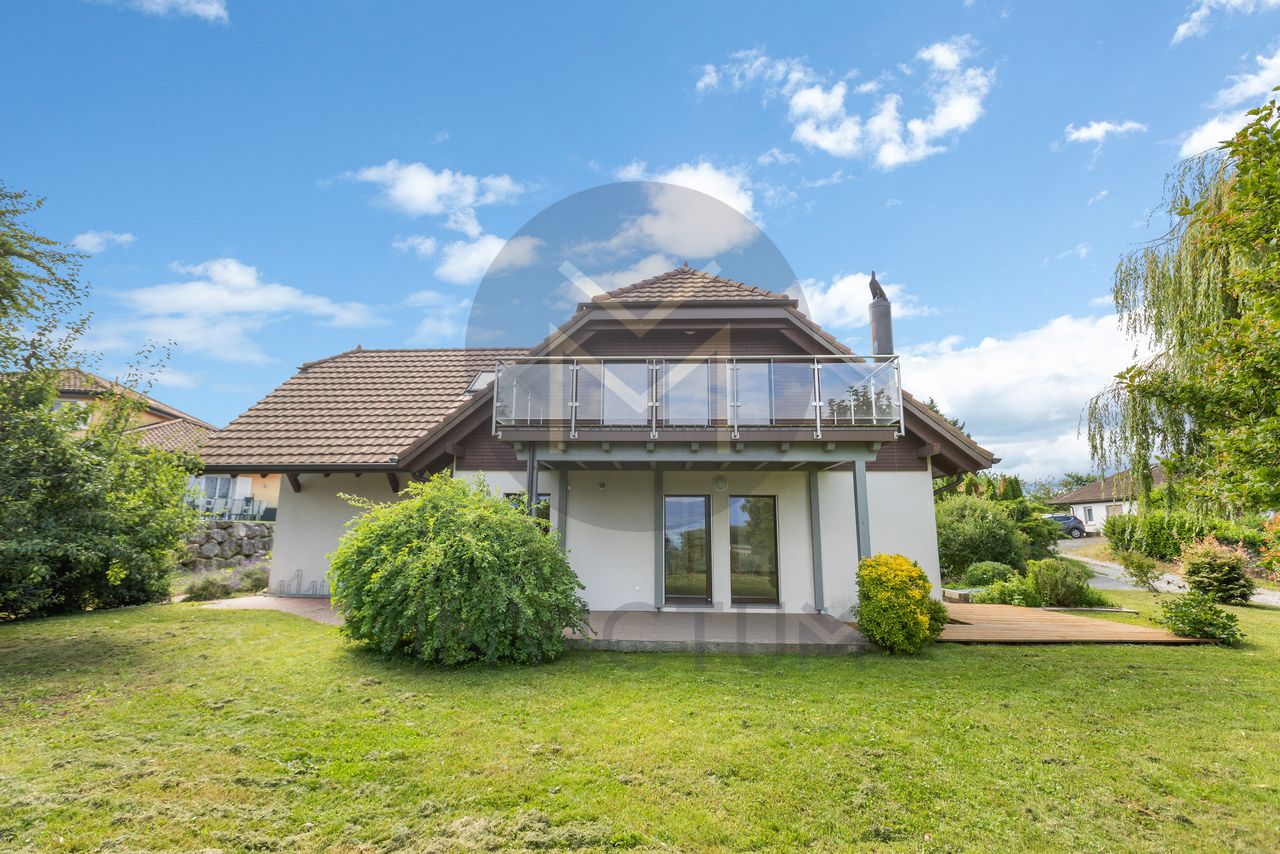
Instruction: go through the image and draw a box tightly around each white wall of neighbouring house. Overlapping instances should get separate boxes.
[865,469,943,595]
[270,473,401,596]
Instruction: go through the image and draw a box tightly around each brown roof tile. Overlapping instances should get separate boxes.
[1047,466,1165,505]
[593,265,793,304]
[201,348,525,467]
[56,368,217,429]
[126,418,213,454]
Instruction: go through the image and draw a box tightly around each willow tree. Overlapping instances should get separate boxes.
[1088,93,1280,512]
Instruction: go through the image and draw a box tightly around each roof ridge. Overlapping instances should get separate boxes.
[598,265,787,302]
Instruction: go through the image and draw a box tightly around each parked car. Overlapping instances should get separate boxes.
[1044,513,1087,538]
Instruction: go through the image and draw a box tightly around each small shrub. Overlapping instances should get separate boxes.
[1181,538,1254,604]
[958,561,1016,587]
[935,495,1029,576]
[231,564,269,593]
[1116,549,1161,592]
[1027,558,1111,607]
[1157,592,1244,645]
[973,576,1040,607]
[329,473,588,666]
[855,553,944,654]
[184,573,235,601]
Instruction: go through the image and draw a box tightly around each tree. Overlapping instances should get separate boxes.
[1087,93,1280,513]
[0,182,197,620]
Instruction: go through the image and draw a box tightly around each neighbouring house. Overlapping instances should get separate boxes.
[201,267,994,613]
[1045,465,1166,534]
[55,369,282,520]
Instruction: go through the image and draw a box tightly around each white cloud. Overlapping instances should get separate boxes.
[153,366,198,388]
[1213,48,1280,106]
[699,37,994,169]
[1062,120,1146,145]
[120,0,228,22]
[391,235,437,258]
[789,272,936,330]
[800,169,852,188]
[1044,242,1091,264]
[757,147,799,165]
[347,160,524,220]
[1087,190,1109,206]
[406,289,470,344]
[1180,48,1280,156]
[98,258,381,364]
[72,230,136,253]
[434,234,542,285]
[584,254,678,294]
[597,161,760,258]
[1089,294,1114,307]
[902,314,1147,478]
[1179,112,1249,157]
[1171,0,1280,44]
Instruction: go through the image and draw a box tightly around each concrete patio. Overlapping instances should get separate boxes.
[568,609,872,654]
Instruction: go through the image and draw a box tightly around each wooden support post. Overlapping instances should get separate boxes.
[387,472,400,493]
[286,473,302,493]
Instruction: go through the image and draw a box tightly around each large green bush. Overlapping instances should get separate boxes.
[1157,592,1244,645]
[1181,538,1254,604]
[0,376,198,620]
[329,474,589,665]
[936,495,1029,575]
[855,553,945,654]
[1104,510,1263,562]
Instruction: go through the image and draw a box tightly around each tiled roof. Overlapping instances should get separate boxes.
[126,418,214,454]
[56,368,217,429]
[1047,466,1165,505]
[594,265,792,304]
[201,348,525,467]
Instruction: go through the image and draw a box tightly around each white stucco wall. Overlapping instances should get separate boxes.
[270,473,402,595]
[268,464,943,613]
[1068,500,1133,533]
[865,469,943,594]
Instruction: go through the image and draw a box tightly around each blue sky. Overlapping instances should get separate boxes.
[4,0,1279,477]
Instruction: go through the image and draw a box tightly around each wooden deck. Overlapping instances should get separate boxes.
[940,603,1205,644]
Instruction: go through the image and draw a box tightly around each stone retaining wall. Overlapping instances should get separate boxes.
[183,520,273,572]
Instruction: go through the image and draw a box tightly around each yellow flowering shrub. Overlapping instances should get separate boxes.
[855,553,947,653]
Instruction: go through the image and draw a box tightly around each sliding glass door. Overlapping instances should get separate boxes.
[663,495,711,603]
[729,495,779,604]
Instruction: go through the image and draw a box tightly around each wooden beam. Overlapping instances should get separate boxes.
[445,443,466,458]
[787,461,808,470]
[322,472,331,478]
[286,473,302,493]
[387,472,400,493]
[917,442,941,459]
[753,461,770,470]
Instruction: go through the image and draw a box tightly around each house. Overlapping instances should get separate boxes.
[1045,465,1166,534]
[201,267,994,613]
[56,369,282,520]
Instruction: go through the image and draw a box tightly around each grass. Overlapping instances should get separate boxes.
[2,595,1279,851]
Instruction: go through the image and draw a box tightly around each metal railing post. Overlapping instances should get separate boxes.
[649,360,661,439]
[492,361,503,438]
[811,357,823,440]
[569,360,579,439]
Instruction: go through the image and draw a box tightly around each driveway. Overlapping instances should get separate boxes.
[1056,536,1280,606]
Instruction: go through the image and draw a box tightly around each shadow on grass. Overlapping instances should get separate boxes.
[0,628,146,682]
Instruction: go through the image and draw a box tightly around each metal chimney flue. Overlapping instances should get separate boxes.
[868,271,894,356]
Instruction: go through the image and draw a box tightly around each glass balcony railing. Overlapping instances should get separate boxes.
[493,355,902,439]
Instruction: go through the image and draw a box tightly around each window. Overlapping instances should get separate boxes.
[202,475,235,501]
[663,496,711,603]
[729,496,779,604]
[466,371,496,394]
[1084,506,1094,523]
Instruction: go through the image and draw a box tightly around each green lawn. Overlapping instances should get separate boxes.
[2,592,1279,851]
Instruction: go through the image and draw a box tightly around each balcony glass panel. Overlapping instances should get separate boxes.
[599,361,651,426]
[771,361,814,424]
[661,360,711,426]
[734,362,772,426]
[495,361,573,425]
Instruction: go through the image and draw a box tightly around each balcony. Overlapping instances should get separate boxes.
[492,355,902,440]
